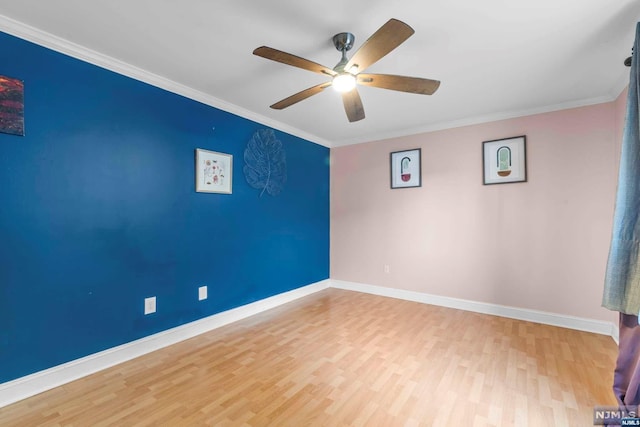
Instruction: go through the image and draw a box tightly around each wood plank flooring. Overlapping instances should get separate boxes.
[0,289,618,426]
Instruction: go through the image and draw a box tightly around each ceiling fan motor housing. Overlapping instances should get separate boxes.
[332,32,355,52]
[332,33,355,72]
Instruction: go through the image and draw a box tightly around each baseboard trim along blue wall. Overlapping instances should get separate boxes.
[0,30,330,384]
[0,279,617,408]
[0,280,332,408]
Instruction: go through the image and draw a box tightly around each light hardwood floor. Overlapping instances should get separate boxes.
[0,289,618,426]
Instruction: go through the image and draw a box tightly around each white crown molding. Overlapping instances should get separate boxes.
[330,279,618,339]
[338,94,617,147]
[0,14,332,148]
[0,14,628,150]
[0,280,331,408]
[610,67,631,102]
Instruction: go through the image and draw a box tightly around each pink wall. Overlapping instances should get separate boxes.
[331,98,625,322]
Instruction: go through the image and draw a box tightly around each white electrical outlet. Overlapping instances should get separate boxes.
[384,264,390,274]
[144,296,156,315]
[198,285,208,301]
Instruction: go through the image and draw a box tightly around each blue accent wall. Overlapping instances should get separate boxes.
[0,31,330,383]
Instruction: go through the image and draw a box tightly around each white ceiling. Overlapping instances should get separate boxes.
[0,1,638,147]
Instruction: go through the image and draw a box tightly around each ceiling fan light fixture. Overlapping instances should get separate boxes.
[253,19,440,121]
[332,73,357,92]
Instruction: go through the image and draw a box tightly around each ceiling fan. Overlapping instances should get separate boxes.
[253,18,440,123]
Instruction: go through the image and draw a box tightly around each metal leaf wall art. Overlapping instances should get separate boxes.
[243,129,287,197]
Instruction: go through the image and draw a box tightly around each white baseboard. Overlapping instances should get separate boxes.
[0,280,331,408]
[612,324,620,344]
[1,278,619,409]
[330,279,619,340]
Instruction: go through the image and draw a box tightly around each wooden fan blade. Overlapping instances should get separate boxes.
[253,46,336,77]
[270,82,332,110]
[357,73,440,95]
[345,19,414,73]
[342,89,365,122]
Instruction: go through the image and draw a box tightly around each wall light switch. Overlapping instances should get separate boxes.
[198,286,208,301]
[144,296,156,315]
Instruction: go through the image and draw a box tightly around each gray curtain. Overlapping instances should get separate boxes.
[603,22,640,411]
[603,22,640,315]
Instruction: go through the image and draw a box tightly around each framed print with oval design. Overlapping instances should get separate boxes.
[482,136,527,185]
[390,148,421,189]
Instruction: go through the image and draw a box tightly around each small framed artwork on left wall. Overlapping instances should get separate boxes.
[195,148,233,194]
[0,75,25,136]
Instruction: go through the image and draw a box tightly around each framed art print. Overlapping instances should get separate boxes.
[390,148,421,189]
[196,148,232,194]
[482,136,527,185]
[0,75,24,136]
